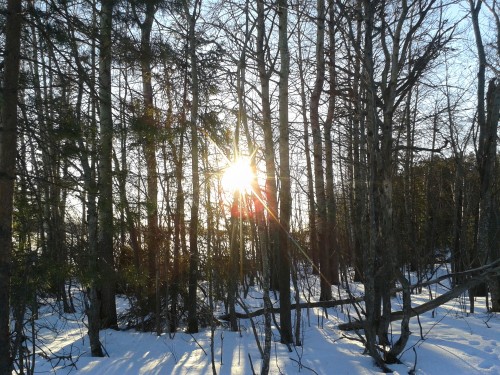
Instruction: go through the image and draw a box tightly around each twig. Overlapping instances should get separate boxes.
[236,297,263,357]
[189,333,207,356]
[289,357,319,375]
[248,353,257,375]
[408,347,417,375]
[220,331,224,365]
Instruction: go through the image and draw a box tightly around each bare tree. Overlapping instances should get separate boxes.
[359,0,454,367]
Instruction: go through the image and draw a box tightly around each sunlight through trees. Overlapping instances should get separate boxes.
[0,0,499,374]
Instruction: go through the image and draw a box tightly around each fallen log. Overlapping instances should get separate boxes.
[218,296,364,321]
[217,259,500,327]
[392,258,500,294]
[338,261,500,331]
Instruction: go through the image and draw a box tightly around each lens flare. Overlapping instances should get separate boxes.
[221,157,254,194]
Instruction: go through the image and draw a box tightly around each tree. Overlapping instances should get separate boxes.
[469,0,500,312]
[133,0,161,331]
[0,1,23,373]
[277,0,293,346]
[97,0,118,329]
[256,0,280,296]
[324,0,340,286]
[310,0,332,302]
[296,9,319,276]
[185,0,202,334]
[359,0,454,366]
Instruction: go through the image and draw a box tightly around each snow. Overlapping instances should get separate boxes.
[28,267,499,375]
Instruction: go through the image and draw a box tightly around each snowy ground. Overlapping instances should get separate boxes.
[28,265,499,374]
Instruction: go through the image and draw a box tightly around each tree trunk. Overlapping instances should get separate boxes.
[361,0,387,368]
[310,0,332,302]
[350,0,366,283]
[446,78,467,286]
[97,0,117,329]
[236,15,273,362]
[0,1,23,373]
[256,0,280,292]
[296,21,318,274]
[325,2,339,286]
[470,0,500,311]
[137,0,160,327]
[170,133,185,333]
[82,2,104,353]
[484,79,500,310]
[277,0,293,345]
[186,0,201,333]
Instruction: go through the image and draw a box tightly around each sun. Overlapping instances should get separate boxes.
[222,157,255,194]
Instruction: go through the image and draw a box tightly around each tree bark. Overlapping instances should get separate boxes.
[277,0,293,345]
[362,0,386,365]
[185,0,202,333]
[484,79,500,310]
[296,20,318,274]
[256,0,280,292]
[0,1,23,373]
[325,1,339,286]
[470,0,500,311]
[310,0,332,302]
[350,0,367,283]
[136,0,160,328]
[97,0,117,329]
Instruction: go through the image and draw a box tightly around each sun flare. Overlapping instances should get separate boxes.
[222,157,255,194]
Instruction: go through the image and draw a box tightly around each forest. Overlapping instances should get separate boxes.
[0,0,499,374]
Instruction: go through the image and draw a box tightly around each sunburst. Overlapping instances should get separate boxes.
[221,156,255,195]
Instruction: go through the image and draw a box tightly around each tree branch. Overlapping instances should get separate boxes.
[338,260,500,331]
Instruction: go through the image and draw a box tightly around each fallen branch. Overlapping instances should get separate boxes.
[338,262,500,331]
[393,258,500,294]
[218,297,363,321]
[217,259,500,327]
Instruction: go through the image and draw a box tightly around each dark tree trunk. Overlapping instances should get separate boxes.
[350,0,367,283]
[483,80,500,310]
[361,0,391,369]
[470,0,500,311]
[277,0,293,345]
[137,0,160,327]
[296,24,318,274]
[97,0,117,329]
[186,0,201,333]
[256,0,280,292]
[0,1,23,373]
[325,2,340,286]
[310,0,332,302]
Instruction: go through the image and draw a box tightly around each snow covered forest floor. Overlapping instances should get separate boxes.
[29,264,499,375]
